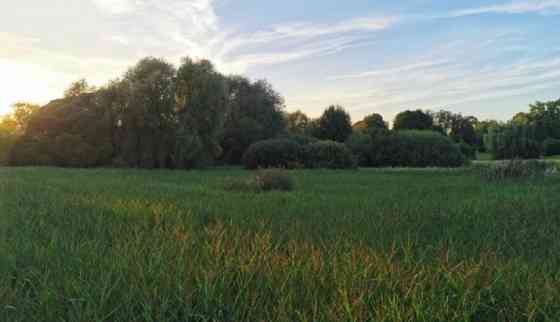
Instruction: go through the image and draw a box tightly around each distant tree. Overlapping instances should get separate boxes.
[286,110,310,135]
[526,99,560,141]
[120,57,176,168]
[511,112,530,126]
[393,109,433,131]
[363,113,387,130]
[64,79,96,98]
[430,109,478,146]
[484,124,541,159]
[174,58,227,168]
[10,102,40,134]
[221,77,286,164]
[316,105,352,142]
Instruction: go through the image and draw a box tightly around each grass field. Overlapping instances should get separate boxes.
[2,166,560,321]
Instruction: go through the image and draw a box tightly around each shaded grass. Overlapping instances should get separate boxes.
[1,166,560,321]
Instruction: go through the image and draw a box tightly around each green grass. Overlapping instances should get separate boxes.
[2,166,560,321]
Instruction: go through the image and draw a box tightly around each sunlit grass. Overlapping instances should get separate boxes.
[2,167,560,321]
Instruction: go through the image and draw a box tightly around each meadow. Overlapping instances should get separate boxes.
[2,166,560,322]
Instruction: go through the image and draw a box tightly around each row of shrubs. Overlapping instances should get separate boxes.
[243,130,468,170]
[242,139,356,169]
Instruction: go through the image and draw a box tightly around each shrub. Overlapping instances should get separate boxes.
[255,169,295,191]
[478,159,556,182]
[280,134,319,146]
[242,139,303,169]
[304,141,356,169]
[224,169,294,192]
[370,131,465,167]
[543,138,560,156]
[223,176,259,192]
[484,125,542,159]
[458,142,477,160]
[345,133,372,167]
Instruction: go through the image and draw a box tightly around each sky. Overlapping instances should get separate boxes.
[2,0,560,122]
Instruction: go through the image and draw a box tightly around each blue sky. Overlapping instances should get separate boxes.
[2,0,560,122]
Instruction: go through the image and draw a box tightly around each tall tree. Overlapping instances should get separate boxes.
[64,79,96,98]
[430,109,478,146]
[120,57,176,168]
[286,110,310,135]
[10,102,40,134]
[393,110,433,131]
[174,58,227,168]
[316,105,352,142]
[221,77,286,163]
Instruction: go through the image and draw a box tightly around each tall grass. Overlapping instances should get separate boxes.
[2,167,560,321]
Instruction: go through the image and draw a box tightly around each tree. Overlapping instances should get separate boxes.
[10,102,39,134]
[64,79,95,98]
[430,109,478,146]
[120,57,176,168]
[286,110,310,135]
[526,99,560,141]
[0,115,17,164]
[316,105,352,142]
[221,77,286,164]
[393,110,433,131]
[174,58,227,168]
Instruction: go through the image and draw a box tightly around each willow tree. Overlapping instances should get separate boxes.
[174,58,227,168]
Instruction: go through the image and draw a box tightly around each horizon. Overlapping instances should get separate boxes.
[2,0,560,121]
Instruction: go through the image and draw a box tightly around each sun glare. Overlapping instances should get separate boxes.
[0,60,71,116]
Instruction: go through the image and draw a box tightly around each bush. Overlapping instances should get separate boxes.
[255,169,295,191]
[345,133,372,167]
[543,138,560,156]
[370,131,465,167]
[304,141,356,169]
[484,125,542,160]
[242,139,302,169]
[478,159,556,182]
[458,142,477,160]
[224,169,294,192]
[280,134,319,146]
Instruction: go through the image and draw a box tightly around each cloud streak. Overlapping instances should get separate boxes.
[451,0,560,17]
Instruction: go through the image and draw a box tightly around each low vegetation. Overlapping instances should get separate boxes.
[2,167,560,321]
[477,159,557,182]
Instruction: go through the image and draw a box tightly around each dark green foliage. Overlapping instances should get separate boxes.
[543,138,560,156]
[52,134,99,167]
[9,94,114,167]
[280,134,319,146]
[458,141,476,160]
[303,141,356,169]
[345,132,373,166]
[118,57,177,169]
[484,124,542,160]
[430,110,479,146]
[315,105,353,142]
[478,159,556,182]
[370,131,465,167]
[242,139,302,169]
[174,58,227,169]
[221,77,287,164]
[393,109,433,131]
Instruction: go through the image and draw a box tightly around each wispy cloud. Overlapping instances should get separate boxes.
[451,0,560,17]
[329,59,452,80]
[89,0,397,73]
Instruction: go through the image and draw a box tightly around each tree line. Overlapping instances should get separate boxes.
[1,56,559,168]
